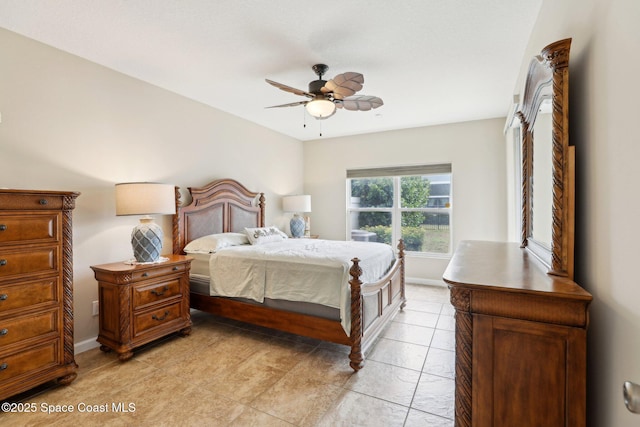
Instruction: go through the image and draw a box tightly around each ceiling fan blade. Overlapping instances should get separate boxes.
[265,100,308,108]
[265,79,313,98]
[322,72,364,98]
[337,95,384,111]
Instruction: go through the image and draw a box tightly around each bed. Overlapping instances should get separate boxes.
[172,178,406,371]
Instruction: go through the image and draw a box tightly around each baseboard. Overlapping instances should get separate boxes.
[74,337,100,355]
[405,277,447,287]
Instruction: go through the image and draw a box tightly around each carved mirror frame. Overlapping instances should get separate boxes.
[517,38,574,279]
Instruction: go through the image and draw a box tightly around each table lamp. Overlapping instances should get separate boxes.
[283,195,311,238]
[115,182,176,262]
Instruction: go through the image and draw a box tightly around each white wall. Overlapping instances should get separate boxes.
[515,1,640,425]
[303,118,508,283]
[0,28,303,349]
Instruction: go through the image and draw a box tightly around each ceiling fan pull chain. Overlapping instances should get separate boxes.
[319,120,323,137]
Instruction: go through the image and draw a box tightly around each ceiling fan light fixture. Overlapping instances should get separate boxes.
[305,98,336,120]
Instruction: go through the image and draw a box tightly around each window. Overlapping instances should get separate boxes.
[347,164,452,255]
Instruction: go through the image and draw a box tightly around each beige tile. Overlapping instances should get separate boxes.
[229,407,296,426]
[423,348,455,379]
[367,337,428,371]
[74,346,119,377]
[436,314,455,331]
[316,389,408,427]
[393,309,439,329]
[344,359,420,406]
[247,337,316,371]
[382,321,434,347]
[405,408,454,426]
[412,373,455,419]
[210,361,287,404]
[406,284,450,303]
[441,303,456,316]
[141,384,246,426]
[288,347,354,387]
[251,370,342,426]
[431,329,455,351]
[403,299,444,314]
[66,358,159,397]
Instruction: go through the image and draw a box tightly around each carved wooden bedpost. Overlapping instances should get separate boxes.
[397,239,406,309]
[172,186,182,255]
[349,257,364,371]
[258,193,266,227]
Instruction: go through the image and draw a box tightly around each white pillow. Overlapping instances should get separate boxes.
[183,232,249,254]
[244,226,288,245]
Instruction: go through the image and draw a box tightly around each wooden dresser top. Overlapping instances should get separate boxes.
[443,240,592,301]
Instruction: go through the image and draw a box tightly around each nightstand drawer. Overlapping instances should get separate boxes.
[0,311,57,346]
[0,278,58,313]
[133,278,181,308]
[133,302,182,337]
[0,214,59,245]
[0,246,57,279]
[130,263,187,282]
[0,340,59,383]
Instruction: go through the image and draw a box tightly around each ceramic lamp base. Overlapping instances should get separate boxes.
[290,214,306,238]
[131,217,163,262]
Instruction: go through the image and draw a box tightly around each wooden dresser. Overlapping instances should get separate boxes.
[90,255,192,361]
[443,241,592,427]
[0,189,79,401]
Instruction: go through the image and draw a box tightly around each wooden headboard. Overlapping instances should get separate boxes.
[172,178,265,254]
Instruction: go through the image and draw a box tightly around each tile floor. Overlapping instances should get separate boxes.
[0,284,455,426]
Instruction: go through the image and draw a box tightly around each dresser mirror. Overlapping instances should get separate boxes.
[517,38,575,279]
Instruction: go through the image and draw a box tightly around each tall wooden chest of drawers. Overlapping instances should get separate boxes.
[0,189,80,401]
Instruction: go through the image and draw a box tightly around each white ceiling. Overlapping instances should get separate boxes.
[0,0,542,141]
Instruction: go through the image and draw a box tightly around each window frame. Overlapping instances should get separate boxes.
[346,165,452,257]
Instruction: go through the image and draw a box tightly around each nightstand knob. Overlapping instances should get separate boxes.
[0,259,6,267]
[150,286,169,296]
[0,363,7,371]
[0,329,7,336]
[172,266,179,271]
[141,272,149,277]
[0,294,7,301]
[0,224,6,231]
[39,199,48,205]
[152,311,170,321]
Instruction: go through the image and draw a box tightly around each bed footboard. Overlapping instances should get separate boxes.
[348,239,406,371]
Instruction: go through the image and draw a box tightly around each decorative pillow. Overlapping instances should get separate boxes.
[183,232,249,254]
[244,226,288,245]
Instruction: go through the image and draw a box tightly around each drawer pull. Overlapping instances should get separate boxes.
[0,363,7,371]
[39,199,48,205]
[172,266,179,271]
[0,329,7,336]
[141,272,149,277]
[150,286,169,297]
[0,294,7,301]
[0,259,6,266]
[0,224,6,231]
[152,311,170,321]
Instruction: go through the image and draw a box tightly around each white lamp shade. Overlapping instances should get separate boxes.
[282,195,311,213]
[115,182,176,216]
[305,98,336,120]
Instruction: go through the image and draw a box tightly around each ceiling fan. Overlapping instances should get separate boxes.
[265,64,384,120]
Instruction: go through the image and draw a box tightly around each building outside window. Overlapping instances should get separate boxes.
[347,164,452,255]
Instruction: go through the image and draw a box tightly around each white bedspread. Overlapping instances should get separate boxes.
[207,239,396,335]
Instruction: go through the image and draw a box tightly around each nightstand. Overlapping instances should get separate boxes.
[90,255,193,361]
